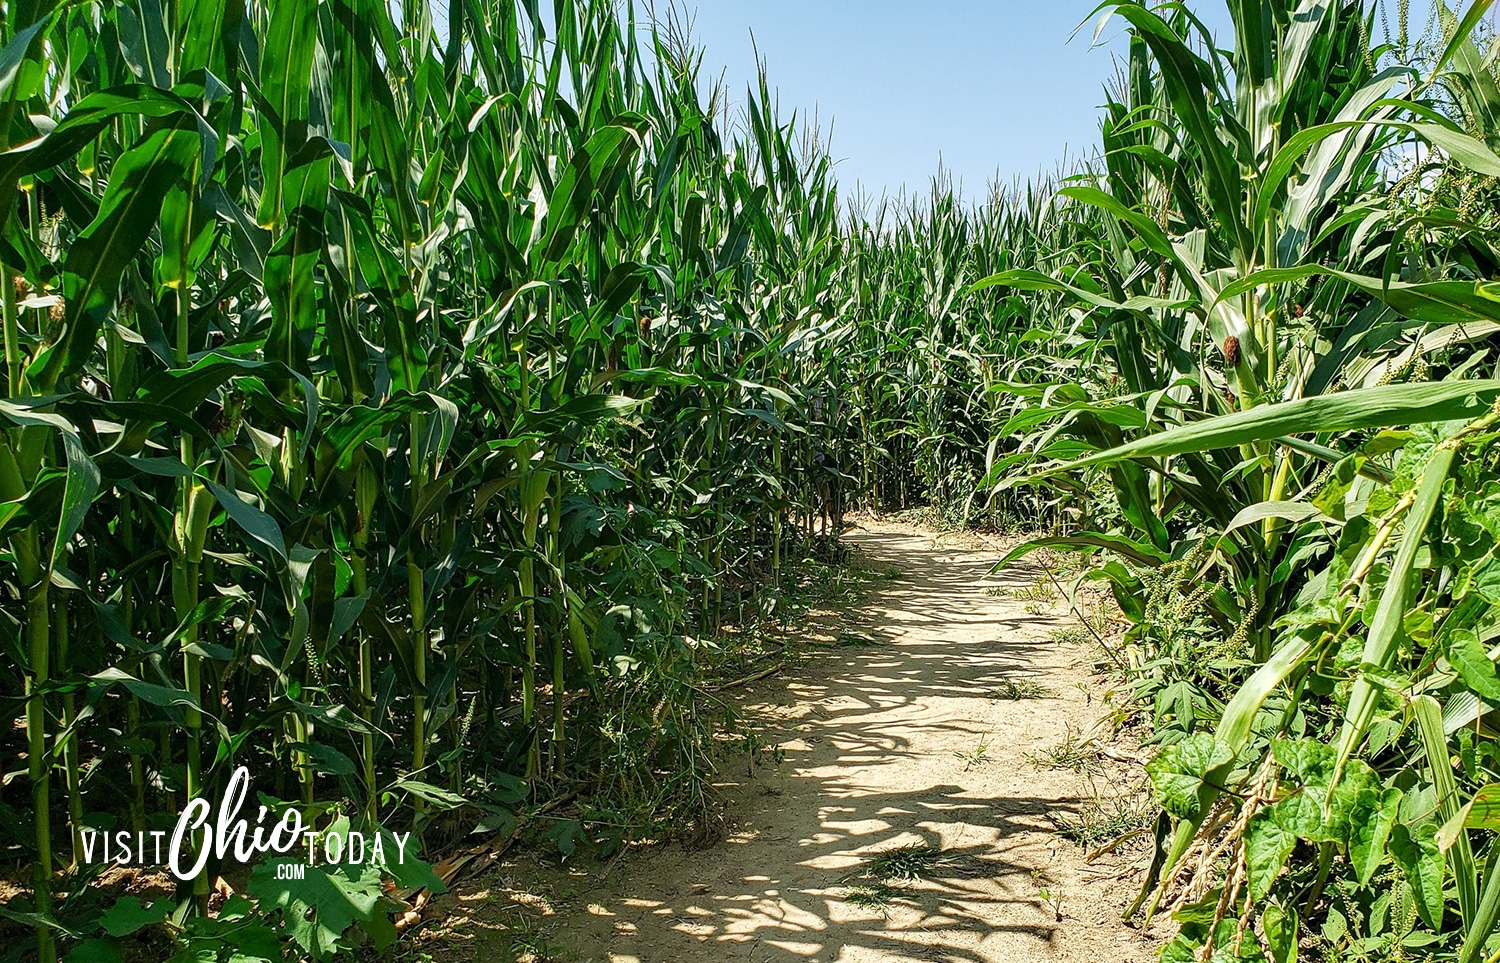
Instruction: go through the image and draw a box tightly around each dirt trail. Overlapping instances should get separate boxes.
[442,519,1161,962]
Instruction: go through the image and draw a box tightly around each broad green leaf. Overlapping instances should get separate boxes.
[1245,810,1297,900]
[99,897,173,937]
[1443,629,1500,703]
[1349,787,1402,886]
[1390,821,1446,929]
[1261,900,1299,963]
[63,940,124,963]
[1147,733,1233,819]
[247,860,381,957]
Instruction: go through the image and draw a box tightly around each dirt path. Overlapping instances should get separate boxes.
[439,519,1161,962]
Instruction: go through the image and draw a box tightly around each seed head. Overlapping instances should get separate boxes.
[1222,335,1242,367]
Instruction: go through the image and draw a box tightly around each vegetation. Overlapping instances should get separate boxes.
[0,1,851,959]
[8,0,1500,960]
[985,3,1500,961]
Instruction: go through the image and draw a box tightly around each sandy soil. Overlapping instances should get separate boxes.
[424,519,1165,963]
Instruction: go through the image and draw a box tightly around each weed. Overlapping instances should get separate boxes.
[1031,870,1064,922]
[1053,782,1154,850]
[1025,724,1100,773]
[864,845,942,882]
[1048,626,1089,646]
[989,679,1050,700]
[954,735,993,770]
[1014,578,1059,604]
[844,883,902,911]
[507,912,562,963]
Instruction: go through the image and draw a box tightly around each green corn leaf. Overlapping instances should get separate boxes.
[536,120,646,269]
[1433,0,1499,91]
[50,431,99,571]
[1415,693,1477,923]
[1089,2,1249,256]
[200,477,288,562]
[1437,784,1500,851]
[264,138,332,374]
[1015,381,1500,482]
[991,532,1170,569]
[0,18,48,104]
[1334,450,1458,785]
[34,123,199,388]
[90,667,201,712]
[1461,847,1500,963]
[256,0,319,230]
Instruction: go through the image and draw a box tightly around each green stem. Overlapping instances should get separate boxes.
[2,263,18,394]
[409,419,428,812]
[21,529,54,963]
[175,278,211,912]
[56,600,83,869]
[549,476,565,765]
[354,461,377,821]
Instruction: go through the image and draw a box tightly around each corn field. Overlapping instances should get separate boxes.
[6,0,1500,960]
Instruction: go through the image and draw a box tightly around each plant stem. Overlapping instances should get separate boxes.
[21,528,54,963]
[56,600,84,869]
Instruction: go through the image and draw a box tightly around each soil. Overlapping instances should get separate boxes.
[418,518,1168,963]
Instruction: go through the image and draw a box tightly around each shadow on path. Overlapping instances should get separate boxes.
[445,520,1158,963]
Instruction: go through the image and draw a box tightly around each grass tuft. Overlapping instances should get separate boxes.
[864,845,942,881]
[1025,723,1100,773]
[844,882,901,910]
[1053,793,1154,849]
[989,679,1050,700]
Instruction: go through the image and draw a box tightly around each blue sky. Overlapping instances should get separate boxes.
[681,1,1475,200]
[681,2,1236,200]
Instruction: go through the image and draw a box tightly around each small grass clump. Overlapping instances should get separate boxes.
[1054,794,1154,849]
[1014,579,1058,604]
[1048,626,1089,646]
[865,845,942,881]
[1025,724,1100,773]
[954,735,992,770]
[844,882,901,910]
[989,679,1050,700]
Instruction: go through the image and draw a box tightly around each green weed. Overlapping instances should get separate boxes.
[989,679,1050,700]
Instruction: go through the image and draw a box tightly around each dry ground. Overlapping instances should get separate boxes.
[418,518,1165,963]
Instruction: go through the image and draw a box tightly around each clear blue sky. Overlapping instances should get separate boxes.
[681,2,1235,200]
[680,1,1468,200]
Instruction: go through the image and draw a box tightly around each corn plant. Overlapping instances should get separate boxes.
[0,1,854,959]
